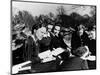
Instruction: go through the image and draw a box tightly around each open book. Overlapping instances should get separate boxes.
[38,48,65,63]
[51,48,65,56]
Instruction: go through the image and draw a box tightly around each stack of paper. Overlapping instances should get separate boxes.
[12,61,31,74]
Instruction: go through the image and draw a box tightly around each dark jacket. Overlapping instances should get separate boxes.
[87,39,96,69]
[12,39,25,65]
[60,57,89,71]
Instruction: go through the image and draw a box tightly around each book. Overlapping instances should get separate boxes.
[38,48,65,63]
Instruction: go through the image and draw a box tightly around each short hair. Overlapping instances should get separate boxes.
[73,46,87,57]
[55,23,61,27]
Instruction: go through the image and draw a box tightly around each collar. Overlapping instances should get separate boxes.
[31,34,38,43]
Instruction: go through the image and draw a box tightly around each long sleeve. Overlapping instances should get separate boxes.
[25,36,34,61]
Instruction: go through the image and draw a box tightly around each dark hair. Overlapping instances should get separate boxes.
[87,26,95,31]
[73,46,87,57]
[31,23,42,34]
[55,22,61,27]
[52,23,61,32]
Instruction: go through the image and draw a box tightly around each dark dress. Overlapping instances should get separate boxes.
[38,36,52,52]
[71,31,89,55]
[24,36,40,63]
[50,35,62,49]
